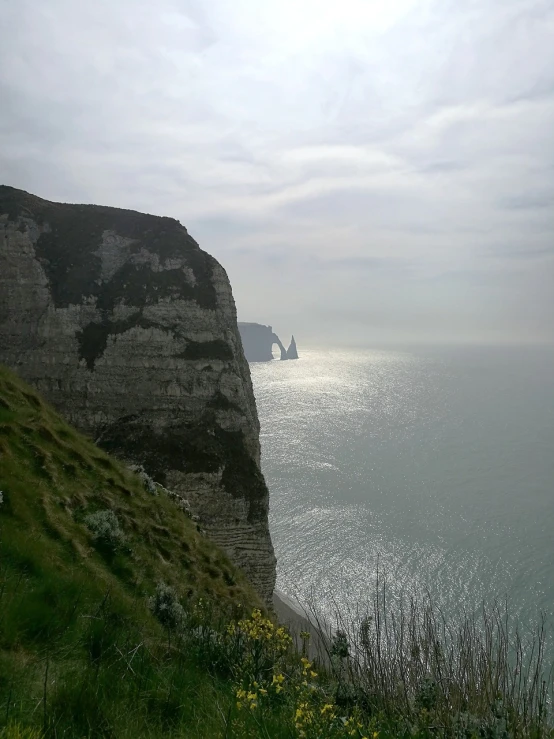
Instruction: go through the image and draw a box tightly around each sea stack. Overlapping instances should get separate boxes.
[286,336,299,360]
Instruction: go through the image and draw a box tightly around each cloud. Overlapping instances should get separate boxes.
[498,193,553,211]
[0,0,553,345]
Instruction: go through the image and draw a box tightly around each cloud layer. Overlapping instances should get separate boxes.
[1,0,553,345]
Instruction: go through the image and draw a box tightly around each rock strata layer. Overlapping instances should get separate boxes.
[0,186,276,603]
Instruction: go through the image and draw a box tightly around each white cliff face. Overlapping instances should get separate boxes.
[0,186,276,603]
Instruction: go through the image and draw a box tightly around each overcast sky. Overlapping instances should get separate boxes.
[1,0,553,347]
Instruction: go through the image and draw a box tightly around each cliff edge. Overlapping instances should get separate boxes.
[0,185,276,603]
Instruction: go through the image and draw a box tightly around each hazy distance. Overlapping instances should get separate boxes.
[1,0,553,347]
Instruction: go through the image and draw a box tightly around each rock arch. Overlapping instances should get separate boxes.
[271,333,288,360]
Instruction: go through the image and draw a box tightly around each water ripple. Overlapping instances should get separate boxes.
[251,347,554,650]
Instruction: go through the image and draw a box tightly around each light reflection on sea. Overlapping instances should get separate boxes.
[250,347,554,650]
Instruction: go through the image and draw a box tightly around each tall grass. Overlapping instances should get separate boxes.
[303,571,554,737]
[0,578,233,738]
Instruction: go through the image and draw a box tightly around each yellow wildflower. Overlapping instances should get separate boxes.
[320,703,336,719]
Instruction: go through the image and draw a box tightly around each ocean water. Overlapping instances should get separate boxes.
[250,346,554,642]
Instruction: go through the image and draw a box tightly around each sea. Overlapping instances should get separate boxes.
[249,346,554,651]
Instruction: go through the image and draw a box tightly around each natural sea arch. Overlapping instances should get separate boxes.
[271,334,288,360]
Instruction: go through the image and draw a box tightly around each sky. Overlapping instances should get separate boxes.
[1,0,553,347]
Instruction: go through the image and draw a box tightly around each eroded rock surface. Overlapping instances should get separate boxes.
[0,186,276,602]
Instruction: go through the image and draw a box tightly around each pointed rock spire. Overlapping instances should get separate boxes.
[286,335,298,359]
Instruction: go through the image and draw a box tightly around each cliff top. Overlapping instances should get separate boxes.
[0,185,218,310]
[0,185,183,231]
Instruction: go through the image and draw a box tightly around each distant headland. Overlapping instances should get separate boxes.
[238,322,298,362]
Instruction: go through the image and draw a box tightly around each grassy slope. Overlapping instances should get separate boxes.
[0,364,263,736]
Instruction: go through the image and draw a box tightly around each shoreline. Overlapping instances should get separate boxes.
[273,589,330,663]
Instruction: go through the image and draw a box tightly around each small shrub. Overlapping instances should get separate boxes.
[330,629,349,659]
[139,470,157,495]
[415,676,438,711]
[84,509,124,549]
[149,582,185,630]
[128,464,157,495]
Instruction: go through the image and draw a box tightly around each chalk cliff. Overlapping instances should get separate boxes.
[0,186,276,602]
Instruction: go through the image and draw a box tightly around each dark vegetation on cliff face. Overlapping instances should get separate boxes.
[179,339,234,361]
[0,185,217,310]
[0,185,223,369]
[97,416,269,522]
[77,318,233,371]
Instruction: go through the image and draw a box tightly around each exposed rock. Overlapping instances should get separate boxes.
[286,335,299,360]
[0,185,276,603]
[273,333,288,361]
[238,322,291,362]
